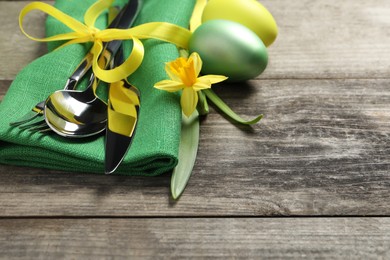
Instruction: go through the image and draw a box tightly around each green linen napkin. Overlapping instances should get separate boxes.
[0,0,195,175]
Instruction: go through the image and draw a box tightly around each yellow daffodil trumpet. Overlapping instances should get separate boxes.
[154,52,227,117]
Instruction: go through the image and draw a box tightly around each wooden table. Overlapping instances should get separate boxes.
[1,0,389,258]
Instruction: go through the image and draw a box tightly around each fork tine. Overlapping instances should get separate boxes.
[9,112,41,127]
[9,101,45,127]
[28,123,50,133]
[37,127,52,133]
[18,117,45,130]
[10,44,95,130]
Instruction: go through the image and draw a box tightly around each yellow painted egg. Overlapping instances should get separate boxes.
[202,0,278,47]
[189,20,268,82]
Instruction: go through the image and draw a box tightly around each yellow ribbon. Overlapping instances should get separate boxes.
[189,0,207,32]
[108,80,140,136]
[19,0,193,83]
[105,0,205,137]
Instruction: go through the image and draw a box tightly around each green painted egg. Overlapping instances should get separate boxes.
[202,0,278,47]
[189,20,268,82]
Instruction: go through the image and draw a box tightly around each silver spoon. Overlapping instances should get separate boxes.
[9,52,93,129]
[44,0,141,138]
[44,75,107,137]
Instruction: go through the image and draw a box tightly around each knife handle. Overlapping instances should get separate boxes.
[103,0,141,68]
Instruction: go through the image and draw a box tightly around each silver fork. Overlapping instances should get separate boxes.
[9,52,93,129]
[29,46,125,134]
[10,5,124,133]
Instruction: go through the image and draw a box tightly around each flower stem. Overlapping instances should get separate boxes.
[197,90,209,115]
[203,88,263,125]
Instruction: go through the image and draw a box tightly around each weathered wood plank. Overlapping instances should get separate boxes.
[0,80,11,100]
[0,1,48,81]
[0,218,389,259]
[264,0,390,79]
[1,0,390,81]
[1,78,388,217]
[0,0,389,258]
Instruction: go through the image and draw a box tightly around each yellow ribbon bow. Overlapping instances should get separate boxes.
[19,0,193,83]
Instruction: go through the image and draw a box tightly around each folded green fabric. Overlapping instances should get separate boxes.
[0,0,195,175]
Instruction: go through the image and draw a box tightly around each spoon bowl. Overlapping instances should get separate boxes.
[44,85,107,138]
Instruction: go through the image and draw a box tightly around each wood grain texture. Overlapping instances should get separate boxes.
[0,218,389,259]
[1,0,390,80]
[1,0,390,257]
[0,1,48,80]
[0,78,389,217]
[264,0,390,79]
[0,80,10,100]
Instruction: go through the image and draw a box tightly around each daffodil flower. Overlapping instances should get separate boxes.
[154,52,227,117]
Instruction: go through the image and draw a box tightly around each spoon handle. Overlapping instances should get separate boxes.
[63,0,140,92]
[63,52,94,91]
[82,0,142,101]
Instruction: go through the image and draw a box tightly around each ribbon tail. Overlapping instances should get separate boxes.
[128,22,192,49]
[190,0,207,32]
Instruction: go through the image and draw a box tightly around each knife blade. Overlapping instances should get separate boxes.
[104,32,141,174]
[104,0,142,174]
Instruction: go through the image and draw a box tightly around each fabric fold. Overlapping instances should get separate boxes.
[0,0,195,175]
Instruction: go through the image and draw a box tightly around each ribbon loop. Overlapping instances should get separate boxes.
[19,0,193,83]
[19,2,91,42]
[84,0,114,27]
[91,37,145,83]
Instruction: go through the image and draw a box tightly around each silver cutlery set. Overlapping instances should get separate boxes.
[9,0,141,173]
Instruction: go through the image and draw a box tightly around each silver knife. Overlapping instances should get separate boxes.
[104,0,140,174]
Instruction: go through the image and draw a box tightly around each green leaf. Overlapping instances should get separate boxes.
[197,90,209,115]
[203,88,263,125]
[179,48,189,58]
[171,110,199,199]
